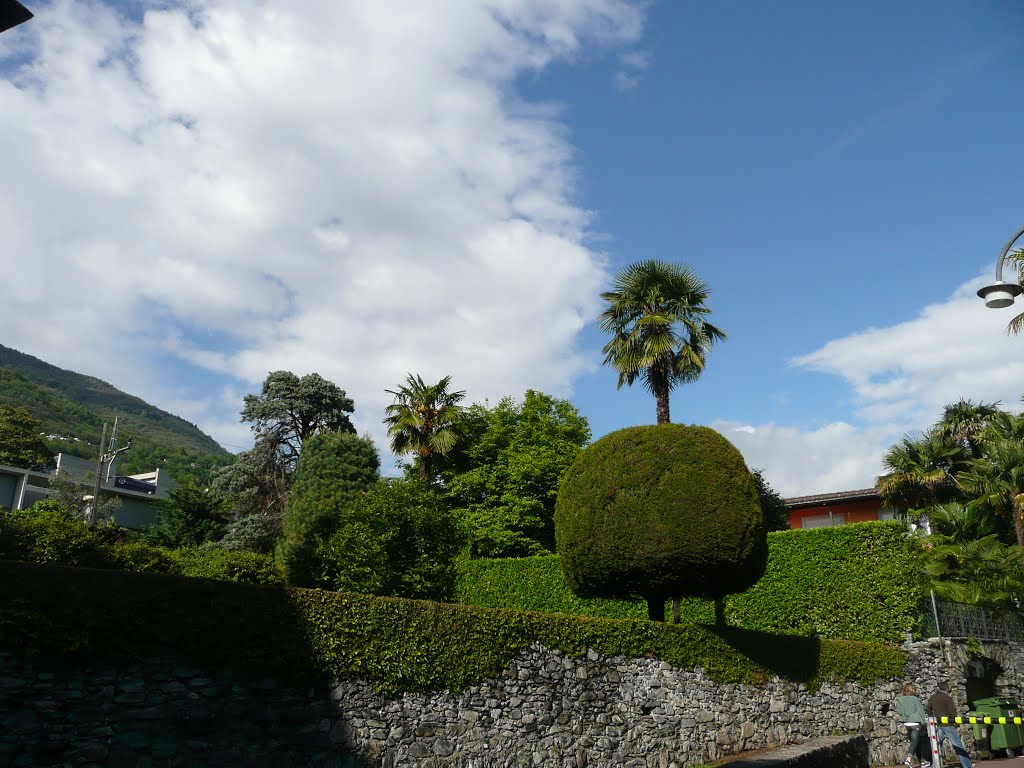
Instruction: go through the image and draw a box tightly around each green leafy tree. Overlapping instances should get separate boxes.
[384,373,465,486]
[241,371,356,468]
[555,424,766,623]
[598,260,725,425]
[211,436,291,539]
[276,431,380,587]
[146,486,229,549]
[317,479,464,600]
[439,391,591,557]
[753,468,790,532]
[0,404,54,471]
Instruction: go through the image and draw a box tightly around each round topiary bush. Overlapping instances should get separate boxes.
[554,424,766,621]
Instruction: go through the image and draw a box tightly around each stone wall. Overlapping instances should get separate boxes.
[3,638,1022,768]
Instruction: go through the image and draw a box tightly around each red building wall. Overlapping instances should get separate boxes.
[787,497,888,530]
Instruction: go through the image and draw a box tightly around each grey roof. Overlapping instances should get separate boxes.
[783,487,881,509]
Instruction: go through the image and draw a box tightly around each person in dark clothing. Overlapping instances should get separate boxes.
[927,681,973,768]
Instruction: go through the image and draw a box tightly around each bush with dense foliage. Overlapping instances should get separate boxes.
[460,521,923,644]
[146,486,229,549]
[277,431,380,586]
[0,504,281,585]
[317,479,463,600]
[172,547,283,585]
[1,504,109,567]
[555,424,765,621]
[0,560,906,698]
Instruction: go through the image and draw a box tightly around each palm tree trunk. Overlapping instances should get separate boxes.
[419,453,431,487]
[656,391,670,425]
[654,357,671,424]
[1014,506,1024,549]
[671,598,680,624]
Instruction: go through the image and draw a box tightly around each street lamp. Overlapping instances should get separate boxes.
[977,225,1024,309]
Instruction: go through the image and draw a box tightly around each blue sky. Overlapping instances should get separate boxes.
[1,0,1022,495]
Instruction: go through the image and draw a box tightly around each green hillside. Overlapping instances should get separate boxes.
[0,345,232,485]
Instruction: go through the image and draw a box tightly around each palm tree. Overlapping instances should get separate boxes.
[927,502,1001,544]
[384,374,466,486]
[939,399,1001,459]
[598,260,725,424]
[923,532,1024,608]
[961,434,1024,548]
[876,430,971,512]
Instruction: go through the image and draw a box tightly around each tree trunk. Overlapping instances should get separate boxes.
[671,598,680,624]
[1015,505,1024,549]
[714,597,726,627]
[419,453,431,487]
[646,596,665,622]
[655,389,670,425]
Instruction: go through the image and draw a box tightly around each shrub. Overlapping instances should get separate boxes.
[317,479,464,600]
[0,504,108,568]
[277,432,380,586]
[146,486,229,549]
[555,424,765,620]
[105,541,180,574]
[172,547,284,585]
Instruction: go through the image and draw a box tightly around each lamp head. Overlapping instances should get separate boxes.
[977,281,1023,309]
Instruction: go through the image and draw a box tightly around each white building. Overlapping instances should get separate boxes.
[0,453,173,530]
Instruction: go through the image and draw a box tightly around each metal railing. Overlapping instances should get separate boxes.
[920,597,1024,643]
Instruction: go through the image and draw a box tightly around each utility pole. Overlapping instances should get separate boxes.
[90,423,108,524]
[88,422,133,525]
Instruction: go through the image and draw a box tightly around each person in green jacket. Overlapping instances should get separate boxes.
[897,682,932,768]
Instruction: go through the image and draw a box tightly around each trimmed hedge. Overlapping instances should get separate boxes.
[0,560,904,697]
[459,521,923,645]
[456,555,715,622]
[555,425,766,606]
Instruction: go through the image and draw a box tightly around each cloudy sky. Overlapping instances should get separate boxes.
[1,0,1022,496]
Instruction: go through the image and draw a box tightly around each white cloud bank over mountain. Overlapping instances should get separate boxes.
[0,0,643,451]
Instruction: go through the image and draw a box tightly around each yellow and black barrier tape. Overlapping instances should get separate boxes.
[936,716,1024,725]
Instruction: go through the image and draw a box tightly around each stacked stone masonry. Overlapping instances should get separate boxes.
[3,638,1023,768]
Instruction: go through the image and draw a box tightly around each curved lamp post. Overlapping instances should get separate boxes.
[977,225,1024,309]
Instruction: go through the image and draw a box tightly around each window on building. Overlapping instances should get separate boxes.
[801,512,845,529]
[877,508,896,521]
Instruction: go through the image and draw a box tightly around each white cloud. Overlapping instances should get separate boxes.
[716,420,889,498]
[723,271,1024,497]
[792,271,1024,430]
[612,47,648,91]
[0,0,644,458]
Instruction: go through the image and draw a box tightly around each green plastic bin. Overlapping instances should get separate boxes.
[970,696,1024,758]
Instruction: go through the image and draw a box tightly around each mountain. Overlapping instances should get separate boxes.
[0,344,233,485]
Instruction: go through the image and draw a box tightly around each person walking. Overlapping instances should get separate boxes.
[927,681,974,768]
[897,682,932,768]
